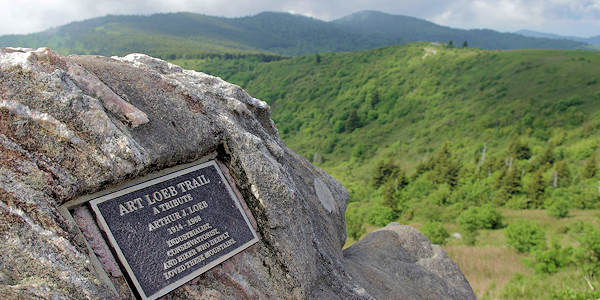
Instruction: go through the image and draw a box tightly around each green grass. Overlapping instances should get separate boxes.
[446,209,600,299]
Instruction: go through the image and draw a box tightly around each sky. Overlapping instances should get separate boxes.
[1,0,599,37]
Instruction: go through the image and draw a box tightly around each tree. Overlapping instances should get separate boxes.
[534,144,555,169]
[315,53,321,64]
[502,166,522,196]
[382,169,408,217]
[462,40,468,48]
[372,160,401,187]
[430,142,461,187]
[345,109,361,132]
[583,156,597,179]
[508,136,531,160]
[448,40,454,48]
[554,161,571,188]
[528,169,546,208]
[368,89,380,108]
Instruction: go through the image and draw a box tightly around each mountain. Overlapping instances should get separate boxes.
[333,11,586,50]
[0,12,381,57]
[0,13,282,59]
[0,11,588,58]
[516,29,600,45]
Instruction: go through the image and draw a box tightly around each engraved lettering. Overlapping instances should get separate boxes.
[90,161,258,299]
[148,211,182,232]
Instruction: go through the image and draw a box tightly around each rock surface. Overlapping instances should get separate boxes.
[0,47,475,299]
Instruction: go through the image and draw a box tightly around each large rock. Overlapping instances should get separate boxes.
[0,47,475,299]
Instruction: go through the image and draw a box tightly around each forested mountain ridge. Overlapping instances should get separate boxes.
[333,11,587,50]
[516,29,600,46]
[0,11,588,58]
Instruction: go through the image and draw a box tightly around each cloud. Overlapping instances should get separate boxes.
[429,0,600,36]
[0,0,599,37]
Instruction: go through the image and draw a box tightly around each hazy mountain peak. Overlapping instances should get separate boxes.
[0,10,588,57]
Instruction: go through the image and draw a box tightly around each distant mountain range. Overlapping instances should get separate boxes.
[516,29,600,46]
[0,11,588,57]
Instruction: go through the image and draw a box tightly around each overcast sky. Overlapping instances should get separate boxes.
[1,0,599,37]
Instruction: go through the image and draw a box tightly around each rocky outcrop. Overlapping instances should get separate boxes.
[0,47,475,299]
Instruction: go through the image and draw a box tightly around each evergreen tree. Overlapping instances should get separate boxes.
[368,89,380,108]
[415,156,434,178]
[371,161,408,218]
[345,109,361,132]
[555,161,571,188]
[502,166,522,196]
[534,144,555,169]
[462,41,468,48]
[430,142,461,187]
[583,156,597,179]
[372,160,399,187]
[528,169,546,208]
[508,136,532,160]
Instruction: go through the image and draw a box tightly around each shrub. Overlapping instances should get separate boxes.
[551,286,600,300]
[366,204,395,227]
[457,206,503,245]
[500,273,541,299]
[574,224,600,279]
[527,240,573,274]
[547,199,569,218]
[505,221,546,253]
[457,206,503,230]
[421,221,450,245]
[345,203,366,241]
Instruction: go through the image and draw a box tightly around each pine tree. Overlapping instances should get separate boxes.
[373,160,394,187]
[345,109,361,132]
[368,89,380,108]
[528,169,546,208]
[583,156,597,179]
[502,166,522,196]
[535,144,555,169]
[555,161,571,188]
[431,142,461,187]
[372,160,406,188]
[508,136,531,160]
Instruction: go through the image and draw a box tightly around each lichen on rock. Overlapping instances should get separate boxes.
[0,47,475,299]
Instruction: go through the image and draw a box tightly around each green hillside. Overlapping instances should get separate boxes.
[198,43,600,173]
[183,43,600,298]
[0,11,587,58]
